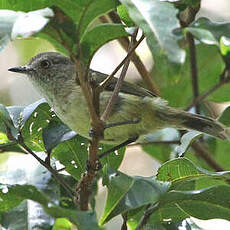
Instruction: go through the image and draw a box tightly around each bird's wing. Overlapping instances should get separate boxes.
[89,70,157,98]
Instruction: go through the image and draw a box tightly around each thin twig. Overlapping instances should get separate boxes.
[121,213,128,230]
[105,12,159,95]
[101,29,138,121]
[191,142,225,171]
[136,204,158,230]
[99,34,145,90]
[186,80,224,111]
[18,134,75,198]
[187,32,200,114]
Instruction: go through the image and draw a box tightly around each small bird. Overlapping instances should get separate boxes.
[8,52,230,144]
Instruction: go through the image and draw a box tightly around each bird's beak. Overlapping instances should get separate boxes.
[8,65,32,74]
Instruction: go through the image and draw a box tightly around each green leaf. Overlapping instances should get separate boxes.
[80,23,128,66]
[21,99,58,151]
[157,157,230,190]
[42,120,76,152]
[220,36,230,56]
[176,131,202,157]
[117,5,135,27]
[56,0,119,37]
[0,0,54,11]
[188,17,230,45]
[0,104,18,139]
[161,185,230,221]
[142,143,172,163]
[218,106,230,126]
[0,184,101,229]
[120,0,185,63]
[52,135,88,180]
[99,144,126,170]
[52,218,73,230]
[0,152,58,229]
[100,168,134,225]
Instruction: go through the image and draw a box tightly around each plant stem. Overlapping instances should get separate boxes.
[187,32,200,114]
[101,28,138,121]
[106,11,159,95]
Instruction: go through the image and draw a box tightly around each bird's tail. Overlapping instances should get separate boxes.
[156,108,230,140]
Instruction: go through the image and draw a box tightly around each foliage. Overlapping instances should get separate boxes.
[0,0,230,229]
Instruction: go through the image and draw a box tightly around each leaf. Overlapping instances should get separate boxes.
[142,144,172,163]
[0,152,58,229]
[157,157,230,189]
[99,144,126,170]
[11,8,54,39]
[176,131,202,157]
[0,8,53,51]
[80,23,128,66]
[120,0,185,63]
[0,0,54,11]
[21,99,58,151]
[42,120,76,152]
[187,17,230,45]
[0,104,18,139]
[100,167,170,225]
[0,184,101,229]
[117,5,135,27]
[218,105,230,126]
[52,135,88,180]
[52,218,73,230]
[99,168,134,225]
[160,185,230,221]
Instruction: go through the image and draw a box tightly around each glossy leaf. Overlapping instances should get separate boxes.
[52,135,88,180]
[160,185,230,221]
[80,23,128,66]
[100,167,170,225]
[120,0,185,63]
[176,131,202,157]
[218,106,230,126]
[157,157,230,190]
[100,168,134,225]
[187,17,230,45]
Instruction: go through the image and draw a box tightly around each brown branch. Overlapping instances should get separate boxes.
[187,32,200,114]
[99,34,145,90]
[121,213,128,230]
[191,142,225,171]
[101,28,138,121]
[106,12,159,95]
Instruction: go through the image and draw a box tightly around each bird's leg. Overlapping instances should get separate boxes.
[99,136,138,159]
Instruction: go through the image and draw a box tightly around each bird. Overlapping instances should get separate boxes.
[8,52,230,145]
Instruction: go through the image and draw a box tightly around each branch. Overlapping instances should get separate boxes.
[101,28,138,121]
[105,12,159,95]
[185,67,230,111]
[99,34,145,90]
[187,32,200,114]
[121,213,128,230]
[191,141,225,171]
[17,133,76,199]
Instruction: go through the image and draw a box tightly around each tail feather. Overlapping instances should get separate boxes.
[155,108,229,140]
[180,112,228,140]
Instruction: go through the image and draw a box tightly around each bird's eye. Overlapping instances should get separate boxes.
[40,60,51,69]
